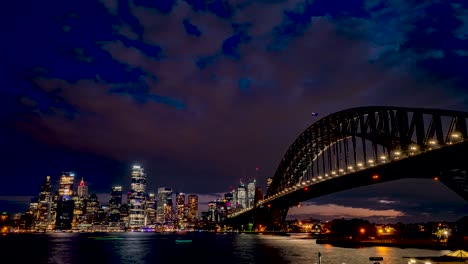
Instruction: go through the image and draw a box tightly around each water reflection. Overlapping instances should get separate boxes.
[116,233,153,264]
[0,233,452,264]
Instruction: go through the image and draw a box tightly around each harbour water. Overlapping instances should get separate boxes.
[0,232,450,264]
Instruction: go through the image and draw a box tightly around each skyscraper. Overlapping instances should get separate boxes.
[176,192,185,222]
[58,172,75,197]
[109,186,122,225]
[237,184,247,209]
[36,175,52,230]
[55,172,75,230]
[145,193,156,226]
[156,187,172,223]
[187,194,198,223]
[77,178,88,198]
[247,179,256,208]
[129,165,146,228]
[73,177,88,227]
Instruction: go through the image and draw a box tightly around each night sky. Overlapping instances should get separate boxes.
[1,0,467,222]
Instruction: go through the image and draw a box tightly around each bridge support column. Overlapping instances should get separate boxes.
[263,207,288,231]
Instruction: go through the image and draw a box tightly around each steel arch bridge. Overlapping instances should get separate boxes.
[225,106,468,230]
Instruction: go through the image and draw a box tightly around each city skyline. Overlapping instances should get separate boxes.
[1,0,467,223]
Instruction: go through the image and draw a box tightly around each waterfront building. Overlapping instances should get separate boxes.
[120,203,129,226]
[128,165,147,228]
[156,187,172,223]
[29,197,39,220]
[187,194,198,223]
[55,172,75,230]
[247,179,256,208]
[145,193,156,226]
[176,192,185,223]
[109,186,122,225]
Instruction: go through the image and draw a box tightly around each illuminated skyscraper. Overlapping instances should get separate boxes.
[73,178,88,227]
[77,178,88,198]
[55,172,75,230]
[247,179,256,208]
[36,176,52,230]
[176,192,185,222]
[187,194,198,222]
[237,184,247,209]
[129,165,146,228]
[58,172,75,197]
[145,193,156,226]
[109,186,122,225]
[156,187,172,223]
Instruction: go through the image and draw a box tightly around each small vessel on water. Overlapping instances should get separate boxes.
[287,232,314,239]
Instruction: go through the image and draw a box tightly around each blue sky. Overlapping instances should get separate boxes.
[0,0,467,222]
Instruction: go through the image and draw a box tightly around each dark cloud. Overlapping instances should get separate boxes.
[1,0,467,221]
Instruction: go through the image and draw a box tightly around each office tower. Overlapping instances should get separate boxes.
[73,178,88,227]
[55,172,75,230]
[109,186,122,225]
[50,191,59,227]
[237,184,247,209]
[247,179,256,208]
[232,189,238,209]
[128,165,146,228]
[29,197,39,216]
[77,178,88,198]
[208,201,216,222]
[96,205,109,225]
[145,193,156,226]
[36,176,52,230]
[176,192,185,222]
[120,204,129,225]
[187,194,198,223]
[216,199,227,221]
[86,193,99,224]
[58,172,75,197]
[156,187,172,223]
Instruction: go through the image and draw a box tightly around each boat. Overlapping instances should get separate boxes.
[287,232,314,239]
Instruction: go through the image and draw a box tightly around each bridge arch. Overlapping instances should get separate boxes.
[266,106,468,199]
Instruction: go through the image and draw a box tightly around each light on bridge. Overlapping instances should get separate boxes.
[267,204,271,208]
[331,171,336,175]
[372,175,379,179]
[357,162,364,168]
[339,169,344,173]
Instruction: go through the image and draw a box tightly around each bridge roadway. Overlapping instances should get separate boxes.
[225,136,468,228]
